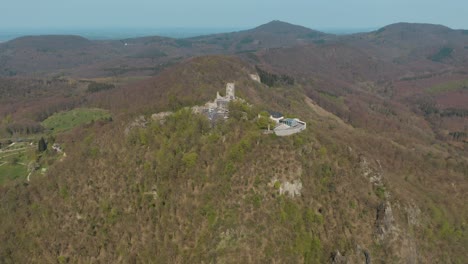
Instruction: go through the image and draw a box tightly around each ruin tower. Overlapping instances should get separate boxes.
[226,83,235,100]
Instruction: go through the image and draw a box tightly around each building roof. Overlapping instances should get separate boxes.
[274,123,291,130]
[269,111,283,118]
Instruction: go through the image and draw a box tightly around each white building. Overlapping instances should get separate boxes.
[269,112,307,136]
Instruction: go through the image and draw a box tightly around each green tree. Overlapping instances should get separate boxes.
[38,137,47,152]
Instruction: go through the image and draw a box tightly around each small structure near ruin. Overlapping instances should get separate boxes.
[268,111,306,136]
[250,74,261,83]
[193,83,238,122]
[52,143,63,153]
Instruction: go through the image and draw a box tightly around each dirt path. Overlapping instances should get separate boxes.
[0,151,29,159]
[0,147,29,154]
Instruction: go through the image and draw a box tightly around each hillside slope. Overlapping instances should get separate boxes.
[250,23,468,152]
[1,56,466,263]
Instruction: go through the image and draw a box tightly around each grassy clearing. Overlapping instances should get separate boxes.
[0,164,28,184]
[0,139,64,185]
[427,79,468,94]
[42,108,111,133]
[0,142,34,184]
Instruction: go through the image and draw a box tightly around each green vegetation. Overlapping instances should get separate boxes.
[174,39,193,48]
[256,114,276,130]
[423,202,467,261]
[306,32,323,38]
[440,108,468,118]
[427,79,468,94]
[313,39,326,45]
[1,79,466,262]
[240,36,254,44]
[132,48,168,59]
[255,66,295,87]
[318,90,345,105]
[0,163,28,184]
[1,51,467,263]
[375,27,386,34]
[87,82,115,93]
[429,47,453,62]
[42,108,111,133]
[279,198,324,262]
[375,186,386,200]
[449,131,467,141]
[38,137,47,152]
[0,142,35,184]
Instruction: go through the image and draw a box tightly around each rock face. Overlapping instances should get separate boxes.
[151,111,172,124]
[269,178,303,198]
[373,201,420,263]
[278,179,302,198]
[363,249,371,264]
[358,155,420,262]
[359,156,384,187]
[375,202,395,241]
[330,250,348,264]
[124,115,148,135]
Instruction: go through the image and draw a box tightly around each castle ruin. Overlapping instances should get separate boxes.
[193,83,237,122]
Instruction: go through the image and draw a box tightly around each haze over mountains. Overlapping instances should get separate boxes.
[1,20,467,78]
[0,20,467,263]
[0,25,378,43]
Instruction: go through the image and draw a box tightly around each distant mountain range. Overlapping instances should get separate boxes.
[1,20,467,78]
[0,25,380,42]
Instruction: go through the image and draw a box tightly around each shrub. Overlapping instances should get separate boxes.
[375,186,386,199]
[429,47,453,62]
[182,152,198,168]
[87,82,115,93]
[255,66,295,87]
[38,137,47,152]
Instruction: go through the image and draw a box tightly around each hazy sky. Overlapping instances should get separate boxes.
[1,0,467,30]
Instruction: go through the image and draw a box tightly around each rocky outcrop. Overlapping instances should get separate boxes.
[124,115,148,135]
[269,178,302,198]
[375,202,395,241]
[279,180,303,198]
[363,249,371,264]
[373,201,420,263]
[359,156,384,187]
[405,203,421,227]
[151,111,172,124]
[359,155,420,261]
[330,250,348,264]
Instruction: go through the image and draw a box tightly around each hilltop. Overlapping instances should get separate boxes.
[2,35,93,50]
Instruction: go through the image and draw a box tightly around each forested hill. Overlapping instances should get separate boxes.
[0,21,467,263]
[1,55,467,263]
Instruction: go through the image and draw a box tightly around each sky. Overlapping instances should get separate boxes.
[1,0,467,30]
